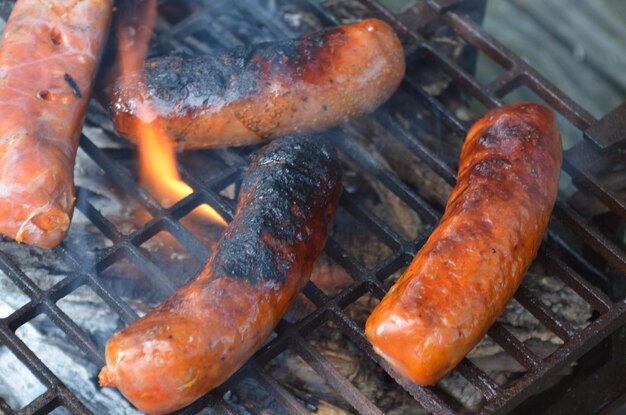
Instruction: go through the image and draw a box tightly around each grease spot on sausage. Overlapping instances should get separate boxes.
[470,157,512,181]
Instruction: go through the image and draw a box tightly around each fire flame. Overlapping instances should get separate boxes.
[114,0,226,227]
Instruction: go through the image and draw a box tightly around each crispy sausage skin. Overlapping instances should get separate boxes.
[103,18,405,150]
[99,136,342,414]
[365,103,562,385]
[0,0,113,248]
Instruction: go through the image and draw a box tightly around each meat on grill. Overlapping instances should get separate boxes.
[365,102,562,385]
[98,135,342,414]
[101,18,405,150]
[0,0,113,248]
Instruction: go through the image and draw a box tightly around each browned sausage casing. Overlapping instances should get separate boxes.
[103,18,405,150]
[99,135,342,414]
[0,0,113,248]
[365,103,562,385]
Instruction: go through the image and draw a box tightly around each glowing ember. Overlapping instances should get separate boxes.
[114,0,226,227]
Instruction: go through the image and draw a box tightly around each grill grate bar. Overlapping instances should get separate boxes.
[564,143,626,220]
[155,183,235,226]
[0,273,104,370]
[324,237,407,297]
[0,398,14,415]
[359,0,420,43]
[19,390,61,415]
[340,193,404,250]
[201,395,240,415]
[422,44,502,109]
[304,1,342,26]
[301,279,331,308]
[175,392,238,415]
[425,0,464,13]
[293,336,385,415]
[541,248,613,314]
[0,251,42,300]
[95,244,177,297]
[152,217,214,263]
[405,75,469,135]
[74,188,124,243]
[46,275,85,305]
[554,202,626,274]
[4,301,41,332]
[545,229,614,293]
[334,281,372,311]
[239,268,413,412]
[127,243,179,292]
[456,359,500,400]
[333,132,441,223]
[372,248,414,283]
[381,113,459,184]
[514,286,576,341]
[566,164,626,221]
[252,367,311,415]
[485,70,521,97]
[0,323,57,388]
[324,237,369,279]
[55,248,139,326]
[487,323,542,370]
[44,300,104,365]
[56,388,93,415]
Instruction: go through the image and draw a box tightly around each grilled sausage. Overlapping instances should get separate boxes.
[365,103,562,385]
[99,135,342,414]
[102,18,405,150]
[0,0,113,248]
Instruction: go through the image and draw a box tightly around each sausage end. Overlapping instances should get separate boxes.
[1,202,73,249]
[98,366,116,387]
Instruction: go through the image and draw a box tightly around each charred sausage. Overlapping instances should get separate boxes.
[102,19,405,150]
[99,135,342,414]
[0,0,113,248]
[365,103,562,385]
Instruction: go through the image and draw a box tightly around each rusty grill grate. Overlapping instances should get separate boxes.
[0,0,625,414]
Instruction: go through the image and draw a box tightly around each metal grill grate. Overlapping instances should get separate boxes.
[0,0,625,414]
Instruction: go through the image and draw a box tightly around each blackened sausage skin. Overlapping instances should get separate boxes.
[99,135,342,414]
[103,19,405,149]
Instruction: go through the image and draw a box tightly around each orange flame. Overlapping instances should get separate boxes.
[114,0,226,227]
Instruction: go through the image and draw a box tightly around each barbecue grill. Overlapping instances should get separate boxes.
[0,0,625,414]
